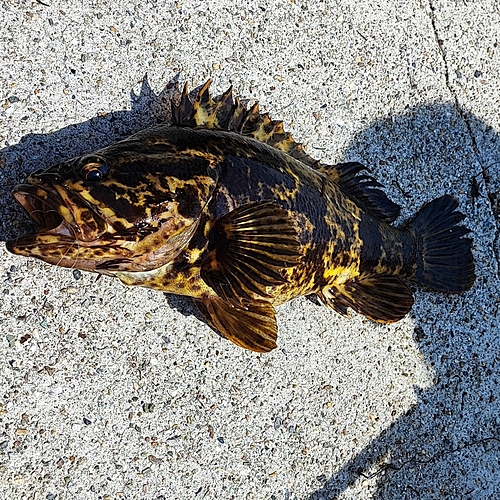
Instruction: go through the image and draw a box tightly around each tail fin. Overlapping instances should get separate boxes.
[406,195,475,293]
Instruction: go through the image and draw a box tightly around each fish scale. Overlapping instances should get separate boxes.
[7,81,475,352]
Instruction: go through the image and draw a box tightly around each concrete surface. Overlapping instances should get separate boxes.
[1,1,499,499]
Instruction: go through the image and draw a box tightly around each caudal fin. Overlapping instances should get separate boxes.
[406,195,475,293]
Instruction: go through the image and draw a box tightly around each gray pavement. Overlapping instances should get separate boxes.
[1,1,499,499]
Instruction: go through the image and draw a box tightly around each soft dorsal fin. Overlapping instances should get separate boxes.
[319,162,401,223]
[171,80,320,168]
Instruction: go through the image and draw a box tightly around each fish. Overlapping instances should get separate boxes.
[6,81,476,352]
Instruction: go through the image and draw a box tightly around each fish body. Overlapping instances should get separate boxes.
[7,82,475,352]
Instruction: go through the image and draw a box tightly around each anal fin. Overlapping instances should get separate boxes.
[316,288,350,317]
[194,296,277,352]
[321,275,414,323]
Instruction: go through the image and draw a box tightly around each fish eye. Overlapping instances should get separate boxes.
[81,162,109,182]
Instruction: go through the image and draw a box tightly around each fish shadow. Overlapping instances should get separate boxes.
[2,83,500,498]
[164,292,205,322]
[0,75,180,242]
[307,105,500,499]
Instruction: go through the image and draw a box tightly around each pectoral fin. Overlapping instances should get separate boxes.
[201,201,302,305]
[195,295,278,352]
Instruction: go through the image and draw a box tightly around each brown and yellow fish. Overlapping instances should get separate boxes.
[6,81,475,352]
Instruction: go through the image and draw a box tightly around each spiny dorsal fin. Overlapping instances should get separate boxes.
[171,80,320,167]
[319,162,401,223]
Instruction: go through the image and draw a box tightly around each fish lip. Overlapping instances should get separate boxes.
[10,181,75,239]
[8,178,103,247]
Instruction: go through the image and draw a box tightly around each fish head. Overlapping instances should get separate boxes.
[7,141,219,273]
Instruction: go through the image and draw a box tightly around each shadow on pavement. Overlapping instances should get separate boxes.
[308,105,500,499]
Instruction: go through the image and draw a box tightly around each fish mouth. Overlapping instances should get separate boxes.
[6,177,134,272]
[5,176,141,273]
[6,178,109,260]
[9,182,76,242]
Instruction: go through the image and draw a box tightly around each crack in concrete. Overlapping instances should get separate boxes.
[362,436,500,485]
[427,1,479,154]
[426,0,500,277]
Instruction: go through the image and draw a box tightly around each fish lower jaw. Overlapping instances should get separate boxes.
[113,264,174,287]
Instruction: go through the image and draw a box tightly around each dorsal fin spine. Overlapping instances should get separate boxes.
[170,80,321,167]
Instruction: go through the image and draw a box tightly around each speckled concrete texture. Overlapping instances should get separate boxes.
[1,1,499,499]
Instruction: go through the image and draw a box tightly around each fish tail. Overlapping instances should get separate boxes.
[406,195,475,293]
